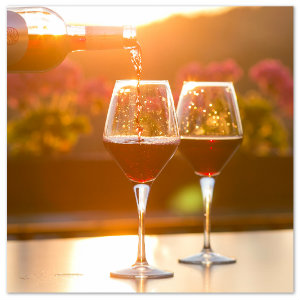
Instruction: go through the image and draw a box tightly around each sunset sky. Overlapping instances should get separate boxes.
[51,6,229,27]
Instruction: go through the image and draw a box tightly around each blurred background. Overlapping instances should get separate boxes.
[7,6,293,239]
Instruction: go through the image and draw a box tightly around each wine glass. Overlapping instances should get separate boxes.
[103,80,180,278]
[177,82,243,265]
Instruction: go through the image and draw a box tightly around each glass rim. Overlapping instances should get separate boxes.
[115,80,169,84]
[182,81,234,86]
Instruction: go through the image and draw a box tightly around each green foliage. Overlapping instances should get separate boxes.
[8,107,90,157]
[238,92,290,156]
[7,60,111,158]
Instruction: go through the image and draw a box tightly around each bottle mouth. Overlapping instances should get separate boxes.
[123,25,137,49]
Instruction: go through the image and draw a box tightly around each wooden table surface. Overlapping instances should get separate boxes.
[7,229,293,293]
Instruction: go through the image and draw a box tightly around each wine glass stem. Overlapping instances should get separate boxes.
[134,184,150,265]
[200,177,215,251]
[137,209,147,264]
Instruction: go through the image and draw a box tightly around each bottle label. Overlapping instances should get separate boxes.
[85,26,123,50]
[7,10,29,65]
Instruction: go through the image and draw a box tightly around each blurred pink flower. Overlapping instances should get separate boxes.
[33,59,82,96]
[174,59,243,105]
[174,62,205,104]
[77,76,112,112]
[7,97,18,110]
[7,73,39,110]
[205,59,244,82]
[175,62,206,84]
[7,59,82,112]
[7,73,34,101]
[249,59,293,116]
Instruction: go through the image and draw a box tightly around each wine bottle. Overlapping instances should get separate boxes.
[7,7,137,72]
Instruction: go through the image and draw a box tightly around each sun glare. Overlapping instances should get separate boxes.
[20,9,66,35]
[64,235,159,292]
[51,6,228,27]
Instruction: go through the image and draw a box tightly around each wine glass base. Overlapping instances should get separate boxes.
[179,249,236,265]
[110,264,174,279]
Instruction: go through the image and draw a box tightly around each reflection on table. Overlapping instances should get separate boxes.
[7,230,293,293]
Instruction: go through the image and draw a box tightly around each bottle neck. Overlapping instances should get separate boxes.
[67,25,137,52]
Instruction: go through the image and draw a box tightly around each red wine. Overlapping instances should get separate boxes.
[180,136,242,177]
[129,42,143,140]
[103,136,179,183]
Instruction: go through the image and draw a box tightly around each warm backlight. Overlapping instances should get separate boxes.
[51,6,229,27]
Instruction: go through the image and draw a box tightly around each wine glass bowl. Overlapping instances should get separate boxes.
[103,80,179,278]
[104,80,178,137]
[177,82,243,265]
[104,80,180,184]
